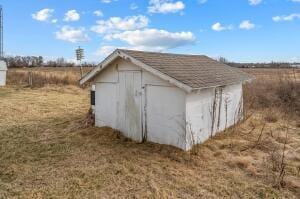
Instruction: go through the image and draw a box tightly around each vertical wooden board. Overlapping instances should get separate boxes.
[117,71,142,142]
[117,72,126,134]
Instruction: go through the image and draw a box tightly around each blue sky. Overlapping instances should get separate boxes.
[1,0,300,63]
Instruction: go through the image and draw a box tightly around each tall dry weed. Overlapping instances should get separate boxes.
[244,69,300,117]
[7,67,92,87]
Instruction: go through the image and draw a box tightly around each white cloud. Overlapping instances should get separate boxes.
[212,23,225,31]
[105,29,195,51]
[32,8,54,22]
[249,0,262,5]
[239,20,255,30]
[272,13,300,22]
[95,45,168,57]
[148,0,185,14]
[64,10,80,22]
[130,3,139,10]
[55,26,89,43]
[100,0,118,3]
[211,22,232,31]
[93,10,104,17]
[291,0,300,2]
[91,15,149,34]
[51,19,58,24]
[95,45,120,56]
[198,0,208,4]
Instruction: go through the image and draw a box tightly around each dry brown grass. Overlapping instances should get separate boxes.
[7,67,92,87]
[242,68,300,80]
[264,111,279,123]
[0,68,299,198]
[243,68,300,117]
[227,156,252,169]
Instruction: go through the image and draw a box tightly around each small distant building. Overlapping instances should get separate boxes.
[0,60,7,86]
[291,64,300,68]
[80,49,254,150]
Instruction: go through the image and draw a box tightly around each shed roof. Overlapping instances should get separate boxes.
[80,49,254,91]
[120,49,253,89]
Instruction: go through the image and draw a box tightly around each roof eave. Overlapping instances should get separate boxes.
[80,49,193,93]
[190,76,256,91]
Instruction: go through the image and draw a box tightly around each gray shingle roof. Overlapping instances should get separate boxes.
[119,49,254,89]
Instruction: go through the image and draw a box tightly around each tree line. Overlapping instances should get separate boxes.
[217,57,300,68]
[2,56,96,68]
[2,55,299,69]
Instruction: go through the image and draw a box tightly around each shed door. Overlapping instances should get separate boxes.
[117,71,142,142]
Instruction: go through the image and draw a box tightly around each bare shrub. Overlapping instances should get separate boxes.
[263,129,288,189]
[275,79,299,112]
[80,108,95,128]
[244,69,300,117]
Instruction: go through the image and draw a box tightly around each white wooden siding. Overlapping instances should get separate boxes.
[185,83,243,150]
[94,60,118,83]
[142,70,172,87]
[93,57,244,150]
[95,83,117,128]
[0,61,7,86]
[118,59,141,71]
[146,86,186,149]
[0,71,6,86]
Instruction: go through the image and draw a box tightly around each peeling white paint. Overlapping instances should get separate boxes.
[117,71,142,142]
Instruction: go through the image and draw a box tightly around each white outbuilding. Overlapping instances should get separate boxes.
[80,49,253,150]
[0,60,7,86]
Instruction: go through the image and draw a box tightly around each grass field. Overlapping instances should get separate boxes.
[0,68,299,198]
[7,67,92,87]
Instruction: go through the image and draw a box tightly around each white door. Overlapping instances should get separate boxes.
[117,71,142,142]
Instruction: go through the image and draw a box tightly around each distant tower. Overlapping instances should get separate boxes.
[0,5,3,58]
[76,46,85,78]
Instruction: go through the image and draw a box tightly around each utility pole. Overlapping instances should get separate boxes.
[76,46,84,78]
[0,5,4,59]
